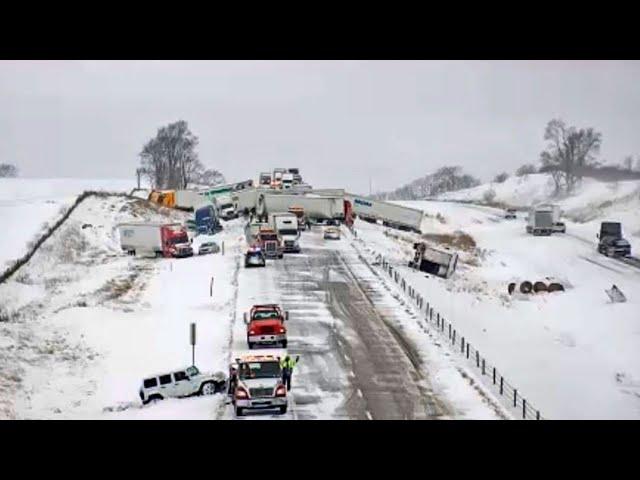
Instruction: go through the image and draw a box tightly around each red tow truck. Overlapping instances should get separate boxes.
[243,304,289,349]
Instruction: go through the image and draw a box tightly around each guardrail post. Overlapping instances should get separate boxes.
[500,377,504,395]
[466,343,470,359]
[513,389,517,408]
[448,323,451,339]
[492,367,496,384]
[482,358,485,375]
[452,330,456,345]
[461,337,465,353]
[523,398,527,419]
[476,350,479,368]
[536,410,540,420]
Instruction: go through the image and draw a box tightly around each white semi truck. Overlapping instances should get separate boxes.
[526,206,554,236]
[256,192,343,223]
[269,212,301,253]
[345,194,425,233]
[214,194,237,220]
[538,203,565,233]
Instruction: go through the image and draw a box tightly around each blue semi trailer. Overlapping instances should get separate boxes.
[195,205,222,235]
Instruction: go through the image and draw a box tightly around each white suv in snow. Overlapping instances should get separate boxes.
[139,365,226,405]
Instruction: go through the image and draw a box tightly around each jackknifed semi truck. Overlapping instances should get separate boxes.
[117,223,193,258]
[345,194,425,233]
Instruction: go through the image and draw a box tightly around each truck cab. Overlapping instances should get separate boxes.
[282,173,294,190]
[215,195,237,220]
[257,227,284,259]
[228,355,288,416]
[195,205,222,235]
[244,304,289,349]
[271,212,301,253]
[162,226,193,257]
[598,222,631,257]
[259,172,272,186]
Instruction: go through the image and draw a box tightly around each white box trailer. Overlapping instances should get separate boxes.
[345,194,425,233]
[526,206,554,236]
[256,192,343,222]
[175,190,210,211]
[232,188,258,214]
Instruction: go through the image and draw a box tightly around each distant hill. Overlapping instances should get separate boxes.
[372,166,480,201]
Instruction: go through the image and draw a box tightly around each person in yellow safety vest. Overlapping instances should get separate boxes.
[279,355,300,391]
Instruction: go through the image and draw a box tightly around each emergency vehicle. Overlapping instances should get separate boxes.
[228,354,288,416]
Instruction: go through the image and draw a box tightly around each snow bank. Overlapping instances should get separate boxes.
[0,178,138,269]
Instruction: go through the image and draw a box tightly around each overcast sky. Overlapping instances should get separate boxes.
[1,60,640,194]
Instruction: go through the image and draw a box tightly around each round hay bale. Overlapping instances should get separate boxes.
[520,281,533,294]
[508,282,516,295]
[533,281,548,293]
[548,282,565,292]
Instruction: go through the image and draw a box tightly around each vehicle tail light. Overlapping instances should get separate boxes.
[275,385,286,397]
[235,387,248,399]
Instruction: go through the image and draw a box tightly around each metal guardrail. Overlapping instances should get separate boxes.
[377,254,544,420]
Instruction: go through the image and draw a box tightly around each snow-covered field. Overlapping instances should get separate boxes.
[353,187,640,418]
[0,178,137,269]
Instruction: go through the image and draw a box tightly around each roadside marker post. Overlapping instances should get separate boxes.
[210,277,214,297]
[190,322,196,366]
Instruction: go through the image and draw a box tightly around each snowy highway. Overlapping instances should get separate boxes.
[223,225,496,419]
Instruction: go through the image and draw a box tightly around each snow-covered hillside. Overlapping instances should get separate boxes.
[437,173,640,253]
[0,178,139,269]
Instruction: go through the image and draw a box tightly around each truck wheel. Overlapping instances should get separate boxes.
[281,340,288,349]
[235,406,244,416]
[279,405,288,415]
[248,341,254,350]
[147,394,163,405]
[507,282,516,295]
[278,254,283,259]
[200,382,216,396]
[548,283,565,293]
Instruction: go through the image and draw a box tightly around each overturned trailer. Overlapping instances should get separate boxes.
[408,242,458,279]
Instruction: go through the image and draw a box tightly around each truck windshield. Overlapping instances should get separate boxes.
[260,234,277,241]
[239,362,281,380]
[253,311,281,320]
[279,229,298,236]
[220,203,233,210]
[169,235,188,245]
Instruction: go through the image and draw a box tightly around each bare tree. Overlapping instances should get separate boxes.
[493,172,509,183]
[539,119,602,193]
[0,163,18,177]
[515,163,537,177]
[138,120,202,189]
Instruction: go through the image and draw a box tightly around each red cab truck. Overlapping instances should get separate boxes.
[244,304,289,349]
[118,222,193,258]
[256,227,284,259]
